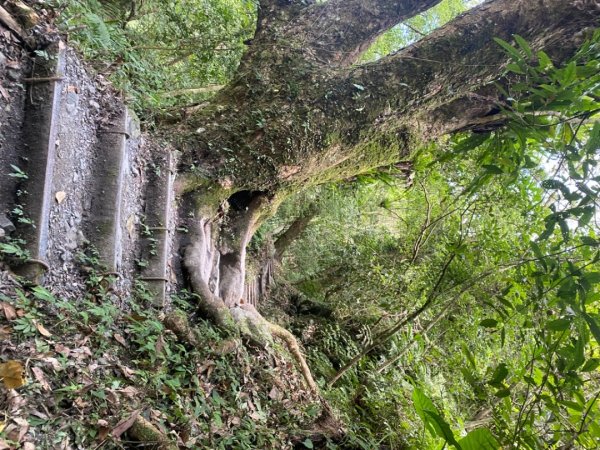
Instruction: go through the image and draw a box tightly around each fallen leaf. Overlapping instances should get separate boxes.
[126,214,135,238]
[0,421,4,433]
[0,302,16,320]
[6,390,26,412]
[54,343,71,356]
[106,390,119,406]
[12,417,29,441]
[32,320,52,337]
[97,419,110,441]
[74,397,88,408]
[42,357,62,371]
[119,386,138,398]
[55,191,66,204]
[268,386,283,401]
[118,365,135,380]
[0,361,26,389]
[22,443,35,450]
[111,410,140,438]
[0,84,10,101]
[31,367,50,391]
[0,440,10,450]
[0,326,11,340]
[114,333,127,347]
[155,334,165,355]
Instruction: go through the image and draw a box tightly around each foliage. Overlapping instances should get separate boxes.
[52,0,256,119]
[263,31,600,449]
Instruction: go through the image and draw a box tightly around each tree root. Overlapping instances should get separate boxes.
[128,416,178,450]
[163,310,200,347]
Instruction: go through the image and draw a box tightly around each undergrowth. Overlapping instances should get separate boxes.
[0,259,322,449]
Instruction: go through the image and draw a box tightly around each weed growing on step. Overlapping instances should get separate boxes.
[0,238,29,261]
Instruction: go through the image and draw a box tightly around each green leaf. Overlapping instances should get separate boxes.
[494,388,511,398]
[581,358,600,372]
[412,388,438,421]
[513,35,533,59]
[482,164,503,174]
[488,363,508,386]
[302,439,314,449]
[479,319,498,328]
[546,318,571,331]
[506,63,525,74]
[458,428,500,450]
[582,313,600,346]
[461,344,477,370]
[493,37,523,62]
[583,272,600,284]
[423,410,459,447]
[537,51,553,71]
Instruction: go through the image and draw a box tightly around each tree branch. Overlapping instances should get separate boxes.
[344,0,600,138]
[290,0,444,65]
[308,0,600,180]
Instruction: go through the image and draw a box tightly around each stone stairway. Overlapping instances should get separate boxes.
[0,38,176,306]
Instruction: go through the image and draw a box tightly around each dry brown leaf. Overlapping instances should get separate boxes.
[119,386,138,398]
[268,386,283,401]
[97,419,110,441]
[0,84,10,101]
[0,325,11,340]
[155,334,165,355]
[74,397,88,408]
[42,357,62,371]
[111,410,140,438]
[22,442,35,450]
[0,421,4,433]
[12,417,29,441]
[54,343,70,356]
[0,360,25,389]
[118,365,135,380]
[106,390,120,406]
[55,191,66,204]
[114,333,127,347]
[31,367,50,391]
[0,302,16,320]
[15,309,25,318]
[32,320,52,337]
[0,439,10,450]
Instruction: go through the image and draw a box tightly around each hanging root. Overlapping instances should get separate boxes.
[182,194,321,398]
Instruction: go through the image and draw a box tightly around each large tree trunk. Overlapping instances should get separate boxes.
[172,0,599,397]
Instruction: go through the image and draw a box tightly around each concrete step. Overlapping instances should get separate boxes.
[84,106,131,274]
[138,149,174,306]
[9,41,66,280]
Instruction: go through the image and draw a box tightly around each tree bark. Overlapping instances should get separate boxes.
[177,0,598,196]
